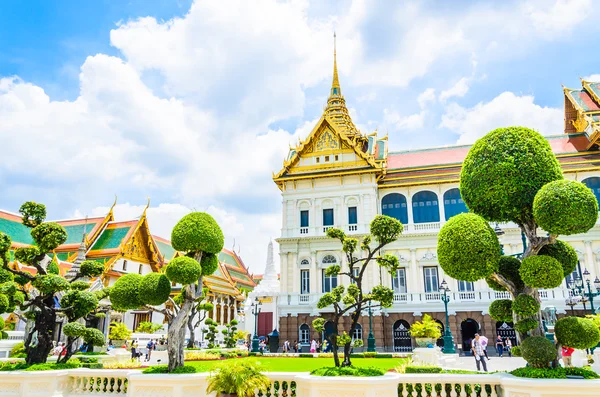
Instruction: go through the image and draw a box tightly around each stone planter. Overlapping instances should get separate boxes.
[414,337,437,348]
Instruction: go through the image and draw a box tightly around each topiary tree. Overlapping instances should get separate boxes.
[555,316,600,350]
[438,127,598,356]
[520,336,557,368]
[222,319,239,348]
[312,215,401,367]
[204,317,218,348]
[0,202,105,364]
[109,212,224,372]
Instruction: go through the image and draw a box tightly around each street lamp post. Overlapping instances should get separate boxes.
[367,301,376,352]
[251,298,262,353]
[439,280,456,354]
[582,269,600,315]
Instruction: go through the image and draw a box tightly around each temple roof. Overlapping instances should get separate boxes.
[563,78,600,148]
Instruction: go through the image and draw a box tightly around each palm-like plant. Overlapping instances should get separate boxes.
[206,360,271,397]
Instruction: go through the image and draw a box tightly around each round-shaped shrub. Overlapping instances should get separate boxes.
[14,247,41,265]
[370,215,404,245]
[437,213,500,281]
[489,299,513,322]
[138,273,171,305]
[83,328,106,346]
[533,180,598,236]
[171,212,224,254]
[46,261,60,275]
[538,240,578,277]
[512,294,540,317]
[555,316,600,349]
[30,222,68,252]
[63,322,86,337]
[200,253,219,276]
[0,294,8,314]
[514,318,539,334]
[80,260,105,278]
[0,316,4,331]
[33,274,70,294]
[165,256,202,285]
[460,127,563,224]
[60,291,98,320]
[70,281,91,291]
[109,273,143,312]
[486,256,524,291]
[521,336,557,368]
[519,255,563,289]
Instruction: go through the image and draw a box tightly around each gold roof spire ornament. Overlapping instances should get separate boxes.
[331,32,341,97]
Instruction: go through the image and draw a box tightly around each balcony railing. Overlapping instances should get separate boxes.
[299,294,310,304]
[348,224,358,232]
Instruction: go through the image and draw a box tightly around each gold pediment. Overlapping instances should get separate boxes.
[315,129,339,152]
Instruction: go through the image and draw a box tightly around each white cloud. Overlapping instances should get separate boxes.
[523,0,592,37]
[584,74,600,82]
[440,92,563,144]
[439,78,470,104]
[383,108,425,130]
[417,88,436,109]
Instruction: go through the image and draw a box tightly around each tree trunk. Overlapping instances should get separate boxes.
[332,338,340,367]
[25,307,56,365]
[57,336,78,364]
[167,296,193,372]
[187,309,196,349]
[342,342,352,367]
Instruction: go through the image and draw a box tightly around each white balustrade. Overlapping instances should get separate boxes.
[398,373,502,397]
[348,224,358,232]
[299,227,308,234]
[68,369,133,396]
[299,294,311,304]
[494,291,511,299]
[393,293,408,303]
[424,292,441,301]
[458,291,476,301]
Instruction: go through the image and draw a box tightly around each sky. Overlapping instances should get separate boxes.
[0,0,599,274]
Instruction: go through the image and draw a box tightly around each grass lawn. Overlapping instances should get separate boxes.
[185,357,407,372]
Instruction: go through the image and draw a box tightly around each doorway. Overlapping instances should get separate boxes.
[460,319,479,355]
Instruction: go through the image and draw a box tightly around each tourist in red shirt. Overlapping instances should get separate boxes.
[562,346,575,367]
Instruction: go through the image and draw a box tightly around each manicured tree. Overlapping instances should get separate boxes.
[204,318,218,348]
[438,127,598,363]
[109,212,224,372]
[312,215,401,367]
[0,202,105,364]
[186,287,214,348]
[222,320,239,348]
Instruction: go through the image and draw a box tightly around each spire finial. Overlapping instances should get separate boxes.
[331,32,340,97]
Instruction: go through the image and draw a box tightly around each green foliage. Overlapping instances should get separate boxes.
[14,247,41,265]
[135,321,164,334]
[409,314,442,339]
[63,322,86,337]
[346,284,359,298]
[437,213,500,281]
[514,318,539,334]
[519,255,564,289]
[533,179,598,236]
[32,274,70,295]
[80,260,105,278]
[0,360,82,372]
[489,299,513,322]
[512,294,540,317]
[337,331,351,346]
[317,292,336,309]
[312,318,325,332]
[69,281,91,291]
[109,273,143,311]
[0,232,12,252]
[171,212,224,254]
[19,202,46,228]
[30,222,67,253]
[83,328,105,347]
[342,238,358,254]
[108,322,131,341]
[310,366,385,377]
[555,316,600,349]
[370,285,394,308]
[326,228,346,241]
[143,365,197,374]
[206,360,271,397]
[342,294,355,306]
[165,256,202,285]
[46,261,59,275]
[376,254,399,274]
[538,240,578,277]
[0,267,13,284]
[200,253,219,276]
[360,235,371,251]
[222,320,239,348]
[370,215,403,245]
[404,365,443,373]
[324,265,340,277]
[0,317,4,331]
[521,336,556,368]
[139,272,171,305]
[0,294,9,314]
[511,346,522,357]
[511,366,600,379]
[10,342,25,358]
[460,126,563,224]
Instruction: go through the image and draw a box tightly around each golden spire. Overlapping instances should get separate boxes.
[331,32,341,97]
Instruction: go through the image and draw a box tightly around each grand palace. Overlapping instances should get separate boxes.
[270,43,600,352]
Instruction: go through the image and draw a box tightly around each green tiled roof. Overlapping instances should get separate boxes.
[0,217,33,245]
[218,252,240,268]
[89,257,113,265]
[228,269,252,283]
[62,222,101,245]
[212,265,225,278]
[156,240,176,261]
[91,227,131,250]
[51,252,72,261]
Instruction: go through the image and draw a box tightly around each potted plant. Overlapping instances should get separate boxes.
[108,322,132,349]
[409,314,441,347]
[206,360,271,397]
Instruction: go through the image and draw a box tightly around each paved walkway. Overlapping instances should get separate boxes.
[442,356,526,372]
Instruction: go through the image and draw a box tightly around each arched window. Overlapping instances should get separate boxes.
[322,255,337,264]
[443,188,468,220]
[412,191,440,223]
[299,324,310,344]
[381,193,408,224]
[300,259,310,266]
[582,177,600,208]
[352,324,363,341]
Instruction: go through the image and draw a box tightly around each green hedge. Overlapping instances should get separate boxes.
[511,366,599,379]
[299,353,313,358]
[519,255,563,289]
[310,366,384,377]
[512,294,540,317]
[404,365,443,373]
[555,316,600,349]
[521,336,556,368]
[142,365,197,374]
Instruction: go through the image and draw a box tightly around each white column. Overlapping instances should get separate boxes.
[584,241,595,275]
[407,191,414,224]
[311,252,318,294]
[438,187,446,223]
[220,297,225,325]
[409,249,419,293]
[291,252,299,293]
[280,252,288,294]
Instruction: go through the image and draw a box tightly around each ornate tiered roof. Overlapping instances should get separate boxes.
[563,78,600,148]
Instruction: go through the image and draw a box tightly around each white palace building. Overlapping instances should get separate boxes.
[270,47,600,353]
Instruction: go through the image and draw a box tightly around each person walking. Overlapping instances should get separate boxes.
[505,338,513,357]
[293,340,298,353]
[146,339,154,362]
[479,335,490,360]
[310,339,317,353]
[562,345,575,367]
[495,335,504,357]
[471,334,488,372]
[131,340,138,361]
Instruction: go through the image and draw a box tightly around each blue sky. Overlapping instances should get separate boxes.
[0,0,598,271]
